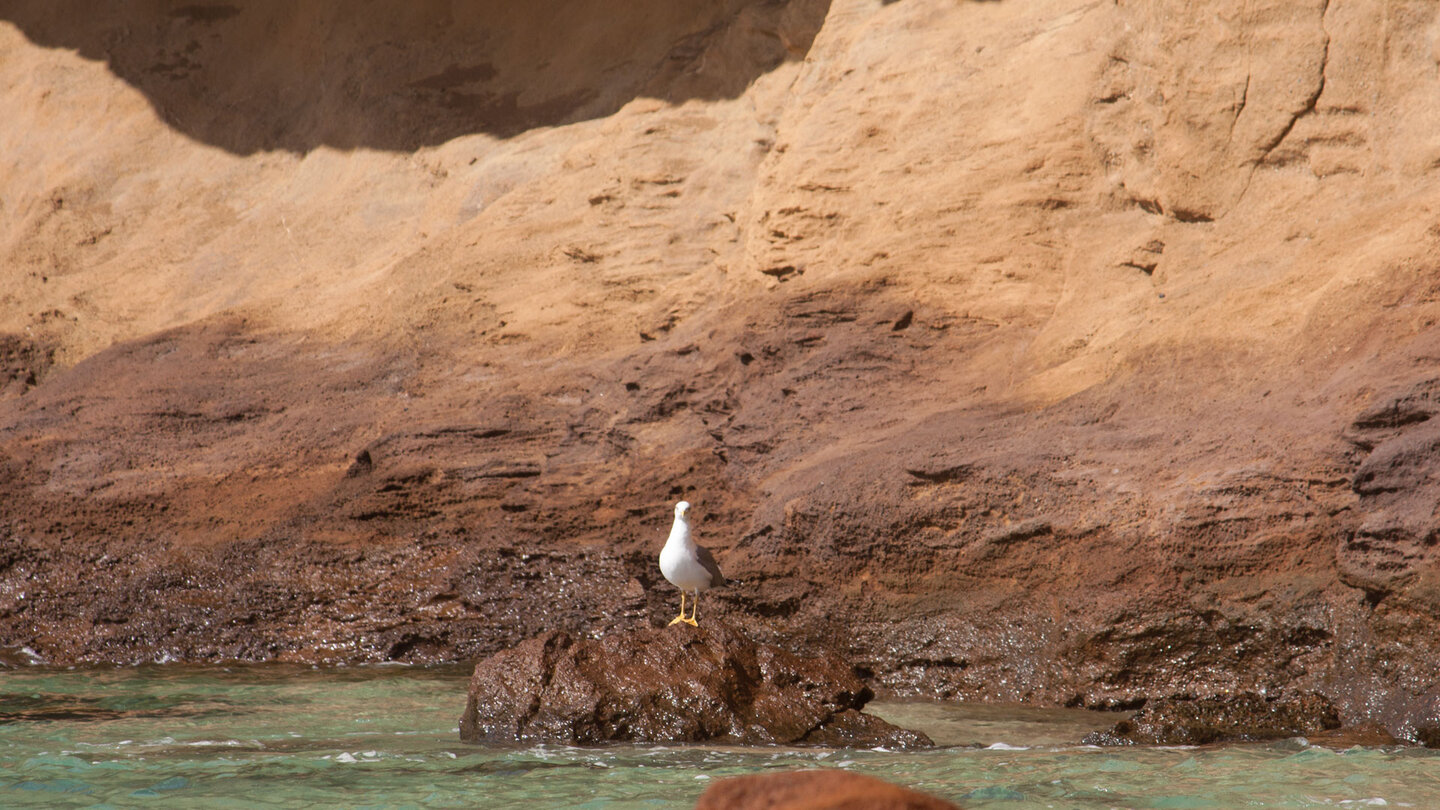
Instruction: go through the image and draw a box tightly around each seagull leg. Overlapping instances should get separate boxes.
[668,591,688,626]
[683,590,700,627]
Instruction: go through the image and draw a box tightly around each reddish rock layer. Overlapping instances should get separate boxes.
[2,0,1440,740]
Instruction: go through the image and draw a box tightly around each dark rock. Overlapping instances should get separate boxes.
[458,621,932,748]
[1306,721,1401,749]
[1414,724,1440,748]
[695,770,962,810]
[1083,692,1341,746]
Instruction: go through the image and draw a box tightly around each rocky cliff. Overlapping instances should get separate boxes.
[3,0,1440,739]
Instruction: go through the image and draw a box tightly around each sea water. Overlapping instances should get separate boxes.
[2,665,1437,809]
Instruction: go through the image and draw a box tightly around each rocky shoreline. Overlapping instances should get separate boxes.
[457,623,1421,752]
[4,0,1440,747]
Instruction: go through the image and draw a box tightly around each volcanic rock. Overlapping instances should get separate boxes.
[458,622,932,748]
[695,770,962,810]
[1083,692,1341,746]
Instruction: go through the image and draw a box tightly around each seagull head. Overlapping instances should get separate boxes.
[674,501,690,519]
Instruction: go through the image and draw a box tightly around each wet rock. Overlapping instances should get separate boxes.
[695,770,962,810]
[1306,721,1401,749]
[1413,724,1440,749]
[458,621,932,748]
[1083,692,1340,746]
[0,645,45,667]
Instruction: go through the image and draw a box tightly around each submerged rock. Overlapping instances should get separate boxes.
[458,621,932,748]
[696,770,962,810]
[1083,692,1341,746]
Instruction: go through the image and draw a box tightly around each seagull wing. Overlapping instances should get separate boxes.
[695,544,725,587]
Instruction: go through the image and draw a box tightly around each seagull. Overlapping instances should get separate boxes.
[658,500,725,627]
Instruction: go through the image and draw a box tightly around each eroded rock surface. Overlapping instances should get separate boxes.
[1083,693,1341,746]
[695,770,961,810]
[3,0,1440,741]
[458,622,932,748]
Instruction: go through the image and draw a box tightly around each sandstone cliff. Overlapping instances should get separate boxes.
[3,0,1439,739]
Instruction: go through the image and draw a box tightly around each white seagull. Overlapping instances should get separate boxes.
[658,500,725,626]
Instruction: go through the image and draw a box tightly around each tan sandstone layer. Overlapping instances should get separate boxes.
[2,1,1440,739]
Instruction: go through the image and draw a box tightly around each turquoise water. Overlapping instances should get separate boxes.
[2,666,1438,809]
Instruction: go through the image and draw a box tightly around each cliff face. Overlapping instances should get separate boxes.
[3,0,1440,737]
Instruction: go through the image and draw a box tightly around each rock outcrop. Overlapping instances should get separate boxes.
[695,771,961,810]
[3,0,1440,740]
[458,622,931,748]
[1083,693,1341,746]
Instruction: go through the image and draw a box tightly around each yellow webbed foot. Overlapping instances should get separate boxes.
[681,617,699,627]
[668,615,688,626]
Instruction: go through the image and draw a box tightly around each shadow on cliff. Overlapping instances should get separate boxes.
[0,0,831,154]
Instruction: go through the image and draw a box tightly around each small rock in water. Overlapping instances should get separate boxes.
[696,770,962,810]
[1083,692,1341,746]
[458,621,932,748]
